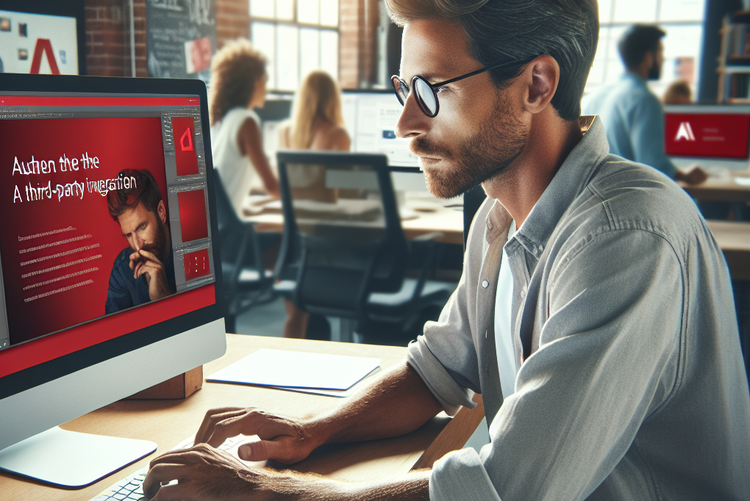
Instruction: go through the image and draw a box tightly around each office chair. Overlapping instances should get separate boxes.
[463,186,487,248]
[212,168,276,333]
[274,151,455,345]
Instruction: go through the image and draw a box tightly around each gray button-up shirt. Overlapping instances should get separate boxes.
[407,117,750,500]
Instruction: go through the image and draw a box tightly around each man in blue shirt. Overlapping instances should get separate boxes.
[104,168,175,314]
[582,24,706,184]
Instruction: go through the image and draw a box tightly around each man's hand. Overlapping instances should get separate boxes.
[675,166,708,185]
[194,407,319,464]
[130,249,171,300]
[143,444,333,501]
[143,443,430,501]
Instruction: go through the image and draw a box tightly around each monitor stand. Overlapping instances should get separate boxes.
[0,426,156,488]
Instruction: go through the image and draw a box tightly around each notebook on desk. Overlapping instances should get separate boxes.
[206,348,382,395]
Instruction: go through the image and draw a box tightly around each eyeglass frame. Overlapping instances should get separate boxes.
[391,57,533,118]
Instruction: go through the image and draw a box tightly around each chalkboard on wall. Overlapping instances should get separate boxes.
[146,0,216,81]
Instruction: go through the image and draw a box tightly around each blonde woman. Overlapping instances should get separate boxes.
[279,70,351,338]
[210,39,279,217]
[279,70,351,152]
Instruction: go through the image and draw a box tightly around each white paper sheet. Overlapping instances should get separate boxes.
[207,348,381,391]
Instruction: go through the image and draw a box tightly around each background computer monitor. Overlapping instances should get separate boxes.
[664,104,750,171]
[0,0,86,75]
[342,89,419,169]
[0,74,226,486]
[341,90,463,208]
[258,90,438,197]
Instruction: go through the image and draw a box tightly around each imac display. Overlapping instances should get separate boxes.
[0,74,226,487]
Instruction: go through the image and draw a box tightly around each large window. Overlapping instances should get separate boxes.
[586,0,705,97]
[250,0,339,91]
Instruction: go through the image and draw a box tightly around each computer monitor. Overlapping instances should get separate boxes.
[340,90,463,208]
[664,104,750,171]
[0,74,226,487]
[0,0,86,75]
[342,89,419,169]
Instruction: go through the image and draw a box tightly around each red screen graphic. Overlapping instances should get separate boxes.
[0,284,215,378]
[178,190,209,242]
[172,117,200,176]
[665,113,750,159]
[184,248,211,281]
[0,117,170,346]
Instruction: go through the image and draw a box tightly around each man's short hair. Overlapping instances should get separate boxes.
[385,0,599,121]
[618,24,665,71]
[107,168,163,221]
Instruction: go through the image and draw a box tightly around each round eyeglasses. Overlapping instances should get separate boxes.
[391,59,529,118]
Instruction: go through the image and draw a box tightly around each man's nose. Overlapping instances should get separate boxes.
[394,89,428,139]
[131,235,143,251]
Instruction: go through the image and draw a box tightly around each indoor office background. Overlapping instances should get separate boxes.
[8,0,750,356]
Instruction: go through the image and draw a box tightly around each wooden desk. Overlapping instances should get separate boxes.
[0,335,484,500]
[707,220,750,281]
[244,206,465,245]
[678,172,750,202]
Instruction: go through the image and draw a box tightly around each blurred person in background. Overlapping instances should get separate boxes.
[582,25,706,185]
[662,79,692,105]
[210,39,280,215]
[277,70,351,339]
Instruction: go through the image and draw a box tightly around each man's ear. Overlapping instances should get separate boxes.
[157,200,167,224]
[644,50,654,68]
[521,55,559,114]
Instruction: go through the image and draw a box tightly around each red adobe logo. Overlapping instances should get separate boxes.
[30,39,60,75]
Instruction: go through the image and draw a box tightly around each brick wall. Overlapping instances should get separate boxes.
[84,0,126,76]
[216,0,249,49]
[339,0,380,88]
[84,0,147,77]
[84,0,376,84]
[132,0,148,76]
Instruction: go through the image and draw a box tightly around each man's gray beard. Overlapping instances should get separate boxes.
[416,95,529,199]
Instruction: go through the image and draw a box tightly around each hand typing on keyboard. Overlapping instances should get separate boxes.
[193,407,319,465]
[141,407,343,501]
[144,443,270,500]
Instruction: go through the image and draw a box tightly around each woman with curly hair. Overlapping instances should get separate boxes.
[210,39,279,216]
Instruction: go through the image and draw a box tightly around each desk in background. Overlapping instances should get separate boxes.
[677,171,750,203]
[243,196,465,246]
[707,220,750,281]
[0,334,484,501]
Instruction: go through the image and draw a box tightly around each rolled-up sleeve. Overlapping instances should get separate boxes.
[427,228,683,501]
[407,334,475,416]
[407,237,483,415]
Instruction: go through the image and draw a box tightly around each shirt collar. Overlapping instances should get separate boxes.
[485,115,608,257]
[622,71,647,88]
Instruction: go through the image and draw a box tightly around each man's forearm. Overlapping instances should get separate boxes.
[247,467,431,501]
[335,470,430,501]
[305,362,444,449]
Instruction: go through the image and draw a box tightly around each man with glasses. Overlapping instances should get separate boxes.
[144,1,750,500]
